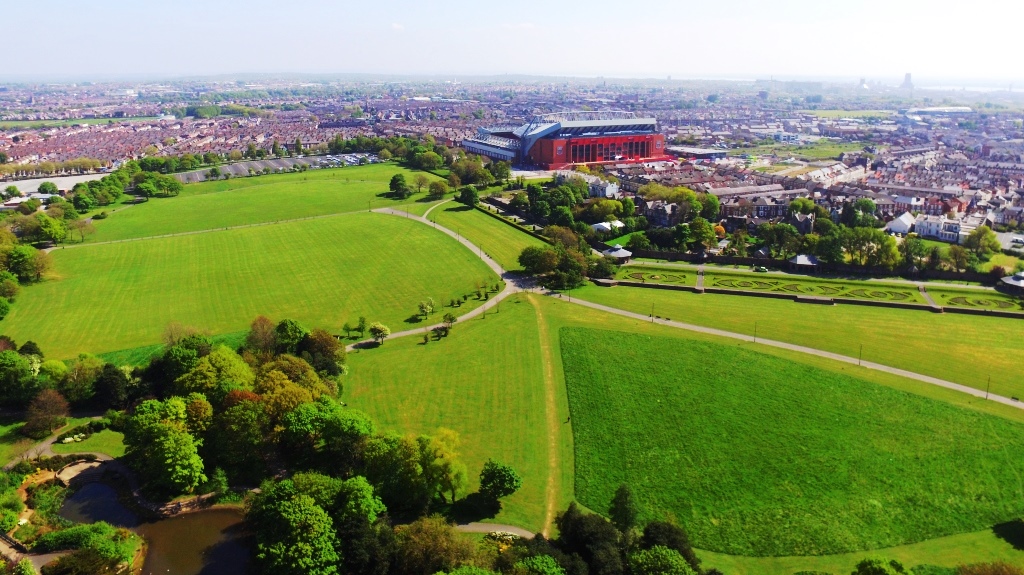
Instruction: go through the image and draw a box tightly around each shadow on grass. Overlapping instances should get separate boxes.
[404,314,424,325]
[351,341,382,350]
[993,520,1024,550]
[443,205,473,213]
[443,493,501,524]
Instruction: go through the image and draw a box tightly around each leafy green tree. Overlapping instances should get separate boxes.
[514,555,565,575]
[357,317,368,337]
[699,193,720,221]
[608,484,639,533]
[0,350,38,406]
[428,180,448,199]
[788,197,816,216]
[275,319,310,354]
[963,225,1001,258]
[336,475,386,524]
[368,323,390,345]
[628,546,696,575]
[899,235,928,268]
[412,174,429,193]
[947,244,970,272]
[124,398,206,495]
[687,217,717,251]
[389,173,409,197]
[37,182,58,195]
[519,246,559,274]
[362,432,431,516]
[247,481,340,575]
[479,459,522,500]
[394,515,475,575]
[457,187,479,206]
[210,399,268,484]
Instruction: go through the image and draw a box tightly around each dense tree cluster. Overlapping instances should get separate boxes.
[518,226,617,290]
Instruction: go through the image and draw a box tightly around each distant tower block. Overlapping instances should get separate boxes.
[900,73,914,90]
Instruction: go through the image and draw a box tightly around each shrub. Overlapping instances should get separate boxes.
[92,211,108,220]
[0,509,18,532]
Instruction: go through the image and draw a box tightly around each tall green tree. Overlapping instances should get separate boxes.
[248,481,340,575]
[608,484,640,533]
[963,225,1001,258]
[479,460,522,501]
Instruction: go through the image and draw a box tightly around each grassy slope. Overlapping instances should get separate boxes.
[51,430,126,458]
[345,289,1024,569]
[559,327,1024,556]
[430,204,547,272]
[572,284,1024,398]
[86,164,441,242]
[7,213,498,358]
[344,295,563,532]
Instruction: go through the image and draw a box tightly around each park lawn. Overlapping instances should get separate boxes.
[615,266,697,287]
[560,326,1024,557]
[50,429,126,458]
[395,197,451,217]
[606,231,642,246]
[0,418,37,466]
[929,287,1024,311]
[571,284,1024,398]
[344,294,563,533]
[430,204,547,272]
[703,270,928,304]
[98,331,248,368]
[699,527,1024,575]
[6,213,499,359]
[86,164,443,242]
[0,117,159,129]
[980,252,1021,273]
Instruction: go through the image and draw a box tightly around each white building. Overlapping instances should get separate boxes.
[885,212,916,235]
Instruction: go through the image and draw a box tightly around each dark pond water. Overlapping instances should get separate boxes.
[59,483,252,575]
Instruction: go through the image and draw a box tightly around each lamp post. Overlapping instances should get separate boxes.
[986,375,992,400]
[858,343,863,366]
[753,321,757,344]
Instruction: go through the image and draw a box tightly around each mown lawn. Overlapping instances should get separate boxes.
[344,295,563,533]
[6,213,498,358]
[430,204,547,272]
[86,164,442,242]
[51,429,126,458]
[616,266,697,286]
[929,287,1024,311]
[560,327,1024,556]
[572,284,1024,398]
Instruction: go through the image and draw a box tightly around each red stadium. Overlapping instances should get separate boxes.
[462,111,670,169]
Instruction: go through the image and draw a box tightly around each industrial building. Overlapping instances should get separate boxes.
[462,111,670,169]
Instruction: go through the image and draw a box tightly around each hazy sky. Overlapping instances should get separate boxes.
[5,0,1022,84]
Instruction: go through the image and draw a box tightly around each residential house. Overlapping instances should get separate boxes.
[885,212,916,235]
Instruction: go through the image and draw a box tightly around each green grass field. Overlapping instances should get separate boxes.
[0,116,159,129]
[560,327,1024,556]
[572,284,1024,398]
[86,164,440,242]
[344,294,568,532]
[7,213,498,358]
[51,429,126,458]
[430,204,547,272]
[929,287,1024,311]
[728,140,865,161]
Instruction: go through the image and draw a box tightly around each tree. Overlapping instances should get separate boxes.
[519,246,559,275]
[608,484,639,533]
[479,459,521,500]
[688,217,717,251]
[245,315,278,355]
[68,219,96,243]
[488,161,511,182]
[247,482,340,575]
[294,137,304,156]
[628,546,696,575]
[442,313,457,332]
[899,235,928,269]
[357,317,368,337]
[94,363,129,409]
[428,180,448,199]
[699,193,720,221]
[948,245,970,272]
[394,515,475,575]
[514,555,566,575]
[389,173,409,197]
[964,225,1001,258]
[369,323,390,345]
[412,174,429,193]
[640,522,701,573]
[37,182,58,195]
[788,197,816,216]
[24,389,69,437]
[275,319,310,354]
[851,558,906,575]
[457,187,479,207]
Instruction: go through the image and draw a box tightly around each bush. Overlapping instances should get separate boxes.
[0,509,18,532]
[92,211,108,220]
[0,298,10,320]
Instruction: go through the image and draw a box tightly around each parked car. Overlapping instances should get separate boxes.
[754,266,768,273]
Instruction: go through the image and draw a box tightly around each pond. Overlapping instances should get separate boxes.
[59,483,252,575]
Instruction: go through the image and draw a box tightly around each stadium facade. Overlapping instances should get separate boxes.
[462,111,669,169]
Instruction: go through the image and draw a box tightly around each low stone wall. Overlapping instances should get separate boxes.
[942,306,1024,320]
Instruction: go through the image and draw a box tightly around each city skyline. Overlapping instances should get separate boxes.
[5,0,1023,85]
